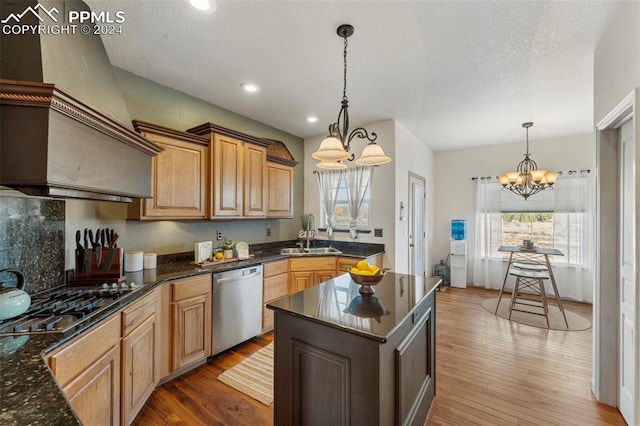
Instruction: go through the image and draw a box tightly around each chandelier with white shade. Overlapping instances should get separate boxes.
[312,24,392,170]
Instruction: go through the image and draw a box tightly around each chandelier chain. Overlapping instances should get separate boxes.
[342,36,348,101]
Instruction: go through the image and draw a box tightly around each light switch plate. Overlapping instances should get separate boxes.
[195,241,213,263]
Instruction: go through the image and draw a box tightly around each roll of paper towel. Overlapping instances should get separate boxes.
[124,250,144,272]
[144,253,157,269]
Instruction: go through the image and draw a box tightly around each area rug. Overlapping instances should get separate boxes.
[481,298,591,331]
[217,342,274,406]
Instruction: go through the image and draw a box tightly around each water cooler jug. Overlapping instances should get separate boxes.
[450,240,467,288]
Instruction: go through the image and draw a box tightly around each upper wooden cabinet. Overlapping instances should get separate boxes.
[188,123,271,219]
[129,121,209,220]
[266,139,297,218]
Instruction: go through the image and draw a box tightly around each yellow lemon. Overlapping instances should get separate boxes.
[356,260,370,270]
[368,265,380,275]
[350,268,360,274]
[358,269,373,276]
[214,252,224,260]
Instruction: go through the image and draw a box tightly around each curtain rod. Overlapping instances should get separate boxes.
[470,169,591,180]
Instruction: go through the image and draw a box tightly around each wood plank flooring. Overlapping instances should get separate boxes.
[133,287,625,425]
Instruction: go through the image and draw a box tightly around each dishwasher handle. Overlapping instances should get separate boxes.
[215,269,262,285]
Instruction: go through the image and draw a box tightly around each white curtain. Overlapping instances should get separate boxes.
[472,177,506,289]
[315,170,342,239]
[549,171,595,303]
[344,166,373,240]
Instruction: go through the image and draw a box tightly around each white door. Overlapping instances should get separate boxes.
[619,117,635,424]
[409,174,426,277]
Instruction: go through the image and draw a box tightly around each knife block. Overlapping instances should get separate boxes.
[69,247,125,285]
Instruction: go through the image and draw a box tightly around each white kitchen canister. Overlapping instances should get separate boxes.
[124,250,144,272]
[144,253,157,269]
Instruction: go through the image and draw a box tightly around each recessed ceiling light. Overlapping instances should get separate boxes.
[306,116,318,123]
[241,83,260,93]
[188,0,217,12]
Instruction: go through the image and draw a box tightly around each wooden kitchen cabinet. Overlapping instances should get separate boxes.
[265,139,297,218]
[121,290,160,425]
[289,257,337,294]
[48,315,121,426]
[262,259,289,332]
[170,274,212,370]
[187,123,271,219]
[129,120,209,220]
[266,161,294,218]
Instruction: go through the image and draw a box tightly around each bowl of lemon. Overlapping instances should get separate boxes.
[348,260,386,294]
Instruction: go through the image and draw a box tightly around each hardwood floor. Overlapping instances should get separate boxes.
[133,287,625,425]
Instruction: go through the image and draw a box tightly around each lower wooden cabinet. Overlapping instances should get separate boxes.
[121,290,160,425]
[170,274,212,371]
[289,257,337,294]
[263,259,289,332]
[47,315,122,426]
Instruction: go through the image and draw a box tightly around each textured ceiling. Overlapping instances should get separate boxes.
[84,0,620,151]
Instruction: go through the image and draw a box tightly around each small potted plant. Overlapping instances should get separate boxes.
[221,239,235,259]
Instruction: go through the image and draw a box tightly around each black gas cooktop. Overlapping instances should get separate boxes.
[0,282,142,334]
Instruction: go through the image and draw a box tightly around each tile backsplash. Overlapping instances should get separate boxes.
[0,193,65,294]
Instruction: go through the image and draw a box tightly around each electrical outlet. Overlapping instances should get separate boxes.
[374,228,383,238]
[216,230,223,241]
[266,227,271,237]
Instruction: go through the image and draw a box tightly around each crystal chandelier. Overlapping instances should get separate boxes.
[312,24,391,170]
[497,122,561,200]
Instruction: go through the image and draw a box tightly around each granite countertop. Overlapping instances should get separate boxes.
[268,273,441,343]
[0,240,384,426]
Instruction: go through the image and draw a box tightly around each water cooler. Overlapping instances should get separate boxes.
[450,220,467,288]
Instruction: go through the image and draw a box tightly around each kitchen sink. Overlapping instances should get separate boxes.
[280,247,342,256]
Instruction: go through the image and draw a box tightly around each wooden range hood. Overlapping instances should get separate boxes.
[0,0,162,202]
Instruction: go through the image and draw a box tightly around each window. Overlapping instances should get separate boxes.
[320,174,370,229]
[501,212,554,248]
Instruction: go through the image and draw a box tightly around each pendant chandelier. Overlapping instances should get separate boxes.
[312,24,391,170]
[497,122,561,200]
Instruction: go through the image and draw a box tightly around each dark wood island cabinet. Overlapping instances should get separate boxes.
[267,273,441,426]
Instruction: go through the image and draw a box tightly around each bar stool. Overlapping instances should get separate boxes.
[508,267,551,328]
[495,261,549,313]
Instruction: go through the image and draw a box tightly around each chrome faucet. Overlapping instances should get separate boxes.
[306,214,316,250]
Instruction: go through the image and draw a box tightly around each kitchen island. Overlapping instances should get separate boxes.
[268,273,441,426]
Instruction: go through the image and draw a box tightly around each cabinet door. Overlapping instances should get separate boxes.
[144,134,208,219]
[122,314,158,425]
[62,343,121,426]
[172,293,212,370]
[243,143,267,217]
[290,271,312,294]
[267,162,294,218]
[212,134,243,217]
[314,270,337,286]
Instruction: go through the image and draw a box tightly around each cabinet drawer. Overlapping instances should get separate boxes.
[122,289,159,337]
[48,315,121,387]
[264,259,288,277]
[172,274,212,301]
[264,273,288,302]
[290,257,336,272]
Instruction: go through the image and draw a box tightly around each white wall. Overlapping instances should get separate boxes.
[433,133,595,283]
[592,0,640,409]
[394,121,435,275]
[304,119,436,274]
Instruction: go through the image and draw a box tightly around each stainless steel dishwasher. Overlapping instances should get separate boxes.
[212,265,263,355]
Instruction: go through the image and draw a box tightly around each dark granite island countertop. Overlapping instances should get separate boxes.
[268,273,441,425]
